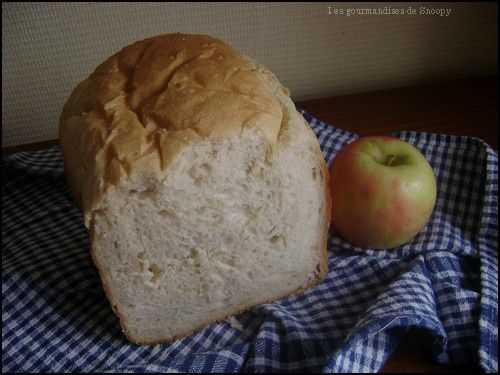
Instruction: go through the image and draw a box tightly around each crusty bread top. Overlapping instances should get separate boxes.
[59,33,293,225]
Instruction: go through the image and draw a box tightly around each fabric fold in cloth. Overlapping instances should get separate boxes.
[2,111,498,373]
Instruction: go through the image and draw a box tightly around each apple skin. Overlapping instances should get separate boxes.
[330,136,437,249]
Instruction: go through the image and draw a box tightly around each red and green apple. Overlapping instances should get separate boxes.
[330,136,437,249]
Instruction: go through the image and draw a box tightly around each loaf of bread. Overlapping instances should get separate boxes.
[59,33,330,345]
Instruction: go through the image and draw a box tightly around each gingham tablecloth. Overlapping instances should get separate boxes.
[2,111,498,373]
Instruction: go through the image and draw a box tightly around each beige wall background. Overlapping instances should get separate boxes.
[2,2,497,147]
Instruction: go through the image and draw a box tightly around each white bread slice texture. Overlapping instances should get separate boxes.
[59,33,330,345]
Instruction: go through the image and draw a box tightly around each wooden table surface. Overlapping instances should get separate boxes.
[3,76,497,372]
[296,76,498,151]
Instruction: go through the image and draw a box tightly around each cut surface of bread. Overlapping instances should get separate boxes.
[60,33,330,345]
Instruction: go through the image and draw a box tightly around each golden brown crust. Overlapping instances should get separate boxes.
[59,33,283,225]
[65,33,331,346]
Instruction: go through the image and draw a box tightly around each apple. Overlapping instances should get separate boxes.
[329,136,437,249]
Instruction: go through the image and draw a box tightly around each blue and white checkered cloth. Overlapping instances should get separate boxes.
[2,111,498,373]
